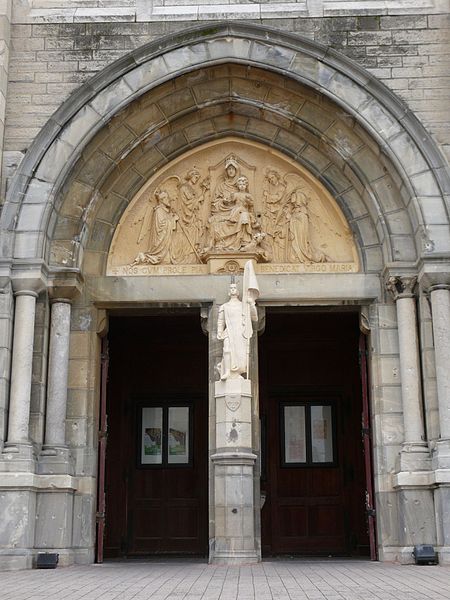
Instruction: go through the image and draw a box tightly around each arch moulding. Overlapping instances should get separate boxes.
[0,22,448,279]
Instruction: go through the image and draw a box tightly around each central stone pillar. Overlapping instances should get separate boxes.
[211,377,258,564]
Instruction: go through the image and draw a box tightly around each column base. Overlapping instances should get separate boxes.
[38,446,74,475]
[210,550,259,565]
[432,439,450,470]
[0,443,36,472]
[397,443,430,472]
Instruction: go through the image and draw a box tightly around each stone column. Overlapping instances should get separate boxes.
[427,283,450,565]
[2,289,38,464]
[386,276,429,470]
[39,298,73,474]
[429,285,450,452]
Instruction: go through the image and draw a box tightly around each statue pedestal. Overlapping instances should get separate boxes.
[202,252,258,275]
[211,378,259,565]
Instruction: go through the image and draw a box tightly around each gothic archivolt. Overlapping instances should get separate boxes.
[107,139,359,275]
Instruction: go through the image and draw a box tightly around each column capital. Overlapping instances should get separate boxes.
[11,275,46,296]
[429,284,450,293]
[386,275,417,301]
[48,270,84,302]
[418,260,450,289]
[11,262,48,295]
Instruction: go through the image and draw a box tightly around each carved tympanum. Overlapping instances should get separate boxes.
[107,138,359,275]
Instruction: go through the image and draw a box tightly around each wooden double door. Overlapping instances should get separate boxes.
[259,310,370,557]
[103,313,208,557]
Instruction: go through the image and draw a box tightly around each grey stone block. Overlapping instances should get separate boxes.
[0,490,36,548]
[35,492,74,549]
[398,489,436,546]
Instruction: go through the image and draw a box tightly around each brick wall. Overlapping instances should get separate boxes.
[2,2,449,196]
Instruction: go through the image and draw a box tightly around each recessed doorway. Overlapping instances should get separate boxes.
[103,311,208,558]
[259,310,371,557]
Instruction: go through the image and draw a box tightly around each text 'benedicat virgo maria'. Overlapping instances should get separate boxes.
[107,138,359,276]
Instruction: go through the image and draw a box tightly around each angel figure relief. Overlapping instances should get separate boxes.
[262,169,344,264]
[262,168,287,262]
[131,170,207,266]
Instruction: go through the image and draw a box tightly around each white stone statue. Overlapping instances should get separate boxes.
[217,261,259,380]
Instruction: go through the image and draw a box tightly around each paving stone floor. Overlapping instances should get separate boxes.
[1,559,450,600]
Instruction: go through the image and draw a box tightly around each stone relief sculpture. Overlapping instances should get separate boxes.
[107,139,359,275]
[217,261,259,380]
[132,185,178,265]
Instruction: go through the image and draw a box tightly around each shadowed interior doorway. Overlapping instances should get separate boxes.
[259,309,371,557]
[103,311,208,558]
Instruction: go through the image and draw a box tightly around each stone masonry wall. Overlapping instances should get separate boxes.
[1,2,449,201]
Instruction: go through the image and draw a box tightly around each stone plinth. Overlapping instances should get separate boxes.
[211,378,258,564]
[203,253,258,275]
[214,378,253,452]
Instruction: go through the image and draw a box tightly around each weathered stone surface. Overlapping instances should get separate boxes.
[0,9,449,572]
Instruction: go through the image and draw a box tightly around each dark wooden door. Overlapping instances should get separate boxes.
[104,313,208,557]
[259,311,369,556]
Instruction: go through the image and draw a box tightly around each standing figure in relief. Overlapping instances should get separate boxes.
[217,262,259,380]
[132,187,178,265]
[287,189,327,263]
[262,169,286,262]
[174,168,203,263]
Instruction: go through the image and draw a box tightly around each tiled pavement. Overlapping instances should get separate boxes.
[1,559,449,600]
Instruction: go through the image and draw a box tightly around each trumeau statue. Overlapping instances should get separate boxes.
[217,261,259,381]
[107,139,359,275]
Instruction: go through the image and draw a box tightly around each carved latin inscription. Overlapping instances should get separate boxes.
[107,138,359,275]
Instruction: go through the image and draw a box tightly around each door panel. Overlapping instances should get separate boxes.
[259,311,369,556]
[104,313,208,557]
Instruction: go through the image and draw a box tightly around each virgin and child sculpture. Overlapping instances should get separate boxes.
[205,155,262,254]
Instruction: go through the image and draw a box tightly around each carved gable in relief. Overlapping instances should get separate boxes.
[107,138,359,275]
